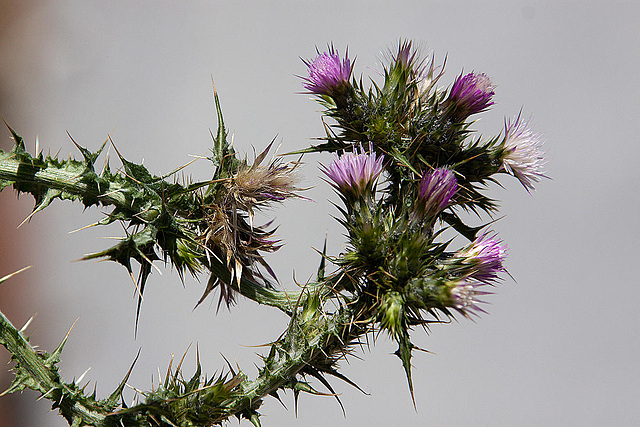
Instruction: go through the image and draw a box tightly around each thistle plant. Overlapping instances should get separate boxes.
[0,40,545,426]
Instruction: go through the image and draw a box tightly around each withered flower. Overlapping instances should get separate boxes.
[198,143,302,308]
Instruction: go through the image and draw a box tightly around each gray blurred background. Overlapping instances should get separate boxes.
[1,1,639,426]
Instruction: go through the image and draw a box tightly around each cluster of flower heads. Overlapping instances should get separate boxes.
[305,41,543,320]
[304,43,545,193]
[321,146,507,316]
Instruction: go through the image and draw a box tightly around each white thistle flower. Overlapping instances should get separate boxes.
[501,113,546,192]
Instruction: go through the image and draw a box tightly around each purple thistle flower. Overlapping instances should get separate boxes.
[321,145,384,199]
[447,71,495,118]
[457,233,507,284]
[303,47,353,95]
[501,113,546,193]
[415,167,457,220]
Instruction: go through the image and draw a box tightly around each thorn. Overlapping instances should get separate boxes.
[158,156,200,180]
[137,250,162,276]
[210,75,217,96]
[124,383,145,396]
[66,131,82,152]
[19,314,36,334]
[17,210,38,229]
[269,390,288,409]
[68,221,101,234]
[174,343,192,380]
[128,271,144,302]
[52,317,80,358]
[76,367,92,384]
[34,387,56,401]
[101,145,111,175]
[96,188,125,199]
[165,353,174,386]
[0,266,32,285]
[219,353,236,376]
[304,368,346,416]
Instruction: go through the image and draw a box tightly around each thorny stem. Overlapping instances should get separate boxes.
[0,312,107,425]
[0,142,341,425]
[0,149,311,312]
[0,288,358,426]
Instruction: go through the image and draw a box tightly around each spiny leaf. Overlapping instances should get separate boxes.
[284,138,348,156]
[3,119,26,152]
[316,237,328,282]
[105,349,141,409]
[45,318,79,368]
[394,329,416,407]
[67,131,108,172]
[441,211,484,241]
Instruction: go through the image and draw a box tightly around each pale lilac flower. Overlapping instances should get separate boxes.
[394,39,416,66]
[321,145,384,199]
[390,40,445,96]
[449,279,489,316]
[447,72,495,117]
[501,114,546,193]
[456,233,507,284]
[415,167,457,220]
[303,47,353,95]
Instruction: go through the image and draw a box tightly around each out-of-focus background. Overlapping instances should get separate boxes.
[1,1,639,426]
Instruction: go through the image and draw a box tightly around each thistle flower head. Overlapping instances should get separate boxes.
[198,203,281,309]
[303,46,353,95]
[386,40,445,98]
[321,144,384,200]
[198,144,301,309]
[393,39,417,67]
[446,71,495,118]
[456,233,507,284]
[230,144,302,213]
[449,279,489,316]
[415,167,457,220]
[501,113,546,193]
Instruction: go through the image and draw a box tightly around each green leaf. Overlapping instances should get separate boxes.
[441,212,484,241]
[394,329,416,407]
